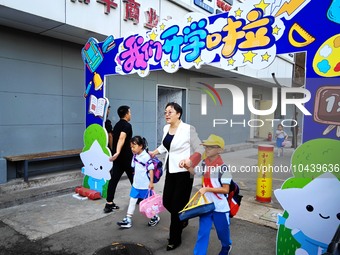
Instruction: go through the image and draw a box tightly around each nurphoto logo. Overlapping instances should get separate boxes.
[198,83,312,128]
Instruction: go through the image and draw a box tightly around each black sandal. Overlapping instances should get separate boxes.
[182,220,188,229]
[166,241,181,251]
[103,202,119,213]
[111,203,119,209]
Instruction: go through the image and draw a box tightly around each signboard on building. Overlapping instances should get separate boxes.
[168,0,233,15]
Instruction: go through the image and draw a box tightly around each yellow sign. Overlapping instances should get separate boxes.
[256,145,274,203]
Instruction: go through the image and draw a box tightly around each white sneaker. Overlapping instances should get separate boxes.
[220,245,232,255]
[148,215,160,227]
[117,217,132,228]
[227,245,232,255]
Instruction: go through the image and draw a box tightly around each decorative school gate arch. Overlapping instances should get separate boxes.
[80,1,340,254]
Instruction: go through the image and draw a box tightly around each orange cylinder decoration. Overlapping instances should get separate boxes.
[256,144,274,203]
[75,186,101,200]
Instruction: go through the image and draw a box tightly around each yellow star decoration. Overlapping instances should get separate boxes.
[261,52,271,61]
[164,59,170,66]
[272,25,281,35]
[227,58,236,66]
[254,0,270,12]
[120,44,125,51]
[194,56,202,65]
[243,51,257,63]
[171,63,176,69]
[140,70,145,75]
[160,23,166,31]
[235,8,243,17]
[149,30,158,41]
[187,16,193,23]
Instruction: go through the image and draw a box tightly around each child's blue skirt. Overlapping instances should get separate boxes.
[276,137,285,148]
[130,186,149,199]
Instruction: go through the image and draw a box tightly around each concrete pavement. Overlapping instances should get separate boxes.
[0,143,295,254]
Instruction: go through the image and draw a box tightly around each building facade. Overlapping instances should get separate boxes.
[0,0,299,183]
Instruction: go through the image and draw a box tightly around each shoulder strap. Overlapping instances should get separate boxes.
[218,164,229,186]
[203,165,222,200]
[146,157,157,170]
[133,155,146,166]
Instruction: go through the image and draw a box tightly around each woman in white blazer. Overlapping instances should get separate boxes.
[150,102,204,251]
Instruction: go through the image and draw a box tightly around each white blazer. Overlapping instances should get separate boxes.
[157,121,204,173]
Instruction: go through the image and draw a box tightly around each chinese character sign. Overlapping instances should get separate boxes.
[114,4,286,77]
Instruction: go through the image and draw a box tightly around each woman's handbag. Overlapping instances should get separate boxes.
[139,190,165,218]
[178,191,215,221]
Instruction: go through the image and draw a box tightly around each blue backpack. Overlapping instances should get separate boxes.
[133,156,163,183]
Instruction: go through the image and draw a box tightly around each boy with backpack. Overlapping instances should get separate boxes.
[181,134,233,255]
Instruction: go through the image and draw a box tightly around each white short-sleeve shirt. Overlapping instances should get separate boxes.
[131,150,154,189]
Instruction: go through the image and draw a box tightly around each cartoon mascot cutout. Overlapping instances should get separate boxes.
[275,139,340,255]
[80,124,112,198]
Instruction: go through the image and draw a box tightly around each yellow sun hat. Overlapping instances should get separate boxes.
[201,134,225,149]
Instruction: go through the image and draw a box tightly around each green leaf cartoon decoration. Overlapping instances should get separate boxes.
[80,124,112,198]
[82,123,111,156]
[275,139,340,255]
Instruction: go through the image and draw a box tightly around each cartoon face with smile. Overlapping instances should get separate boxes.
[275,172,340,254]
[80,140,111,181]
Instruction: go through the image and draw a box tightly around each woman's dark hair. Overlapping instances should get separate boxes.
[130,136,148,151]
[117,105,130,118]
[165,102,182,119]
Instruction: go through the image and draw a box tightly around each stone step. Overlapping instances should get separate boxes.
[0,170,83,193]
[0,170,83,209]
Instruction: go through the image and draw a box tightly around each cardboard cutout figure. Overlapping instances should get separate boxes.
[275,139,340,255]
[80,124,112,198]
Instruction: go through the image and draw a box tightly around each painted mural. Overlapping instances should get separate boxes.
[80,0,340,254]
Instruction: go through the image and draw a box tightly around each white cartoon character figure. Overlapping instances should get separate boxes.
[152,203,159,214]
[80,140,112,195]
[275,172,340,255]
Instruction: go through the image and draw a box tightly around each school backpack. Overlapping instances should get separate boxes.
[143,137,163,183]
[226,179,243,218]
[146,157,163,183]
[133,156,163,183]
[202,161,242,217]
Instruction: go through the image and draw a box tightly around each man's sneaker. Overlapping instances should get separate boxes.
[117,217,132,228]
[219,245,232,255]
[148,215,160,227]
[103,202,119,213]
